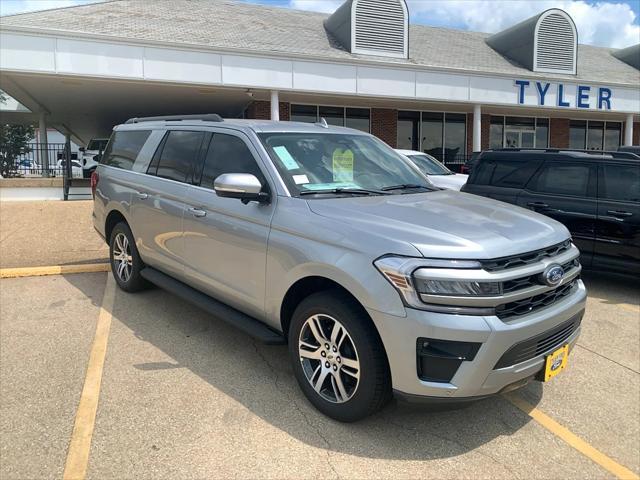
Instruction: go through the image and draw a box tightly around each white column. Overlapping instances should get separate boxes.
[270,90,280,121]
[39,111,49,177]
[624,113,634,146]
[473,104,482,152]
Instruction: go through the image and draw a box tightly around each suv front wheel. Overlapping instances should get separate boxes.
[289,290,391,422]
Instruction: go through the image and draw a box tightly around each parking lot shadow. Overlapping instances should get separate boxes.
[580,270,639,307]
[64,275,542,461]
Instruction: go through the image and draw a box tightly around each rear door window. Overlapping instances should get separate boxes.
[101,130,152,170]
[148,130,205,183]
[529,163,592,197]
[599,164,640,203]
[199,133,265,190]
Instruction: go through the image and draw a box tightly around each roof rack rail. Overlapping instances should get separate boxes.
[125,114,223,124]
[491,147,637,159]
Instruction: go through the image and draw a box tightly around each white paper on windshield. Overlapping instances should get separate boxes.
[292,174,310,185]
[273,146,300,170]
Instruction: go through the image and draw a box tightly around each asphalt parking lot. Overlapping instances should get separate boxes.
[1,201,639,479]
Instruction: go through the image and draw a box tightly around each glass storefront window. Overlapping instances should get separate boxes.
[291,104,317,123]
[319,106,344,126]
[397,111,420,150]
[345,108,370,133]
[421,112,444,159]
[535,118,549,148]
[570,120,587,149]
[490,116,504,149]
[604,122,621,151]
[587,121,604,150]
[444,113,466,162]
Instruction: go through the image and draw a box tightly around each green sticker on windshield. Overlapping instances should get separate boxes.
[332,148,354,182]
[273,146,300,170]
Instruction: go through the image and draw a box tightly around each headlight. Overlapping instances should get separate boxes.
[374,255,497,314]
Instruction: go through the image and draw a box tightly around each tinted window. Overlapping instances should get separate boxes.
[200,134,264,190]
[152,131,204,183]
[532,163,590,197]
[600,164,640,202]
[101,130,151,170]
[472,158,540,188]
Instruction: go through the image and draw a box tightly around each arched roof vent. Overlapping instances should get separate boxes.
[487,9,577,75]
[612,44,640,70]
[324,0,409,59]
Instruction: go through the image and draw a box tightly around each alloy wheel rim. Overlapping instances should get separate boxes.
[298,314,360,403]
[112,232,133,282]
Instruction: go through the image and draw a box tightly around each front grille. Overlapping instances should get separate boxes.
[481,240,572,272]
[494,314,582,369]
[502,258,580,294]
[495,280,577,320]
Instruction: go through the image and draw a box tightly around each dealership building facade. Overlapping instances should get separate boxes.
[0,0,638,169]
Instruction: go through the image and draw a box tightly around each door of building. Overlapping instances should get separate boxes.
[504,128,535,148]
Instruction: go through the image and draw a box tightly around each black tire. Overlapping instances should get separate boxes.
[288,289,392,422]
[109,222,148,292]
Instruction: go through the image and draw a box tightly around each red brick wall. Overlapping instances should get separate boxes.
[634,122,640,146]
[550,118,570,148]
[371,108,398,147]
[245,101,290,120]
[466,113,491,152]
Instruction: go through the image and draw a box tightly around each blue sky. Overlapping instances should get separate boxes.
[1,0,639,48]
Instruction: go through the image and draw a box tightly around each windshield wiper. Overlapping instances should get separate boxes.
[299,188,389,196]
[380,184,432,191]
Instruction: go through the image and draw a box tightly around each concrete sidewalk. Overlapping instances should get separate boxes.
[0,200,108,268]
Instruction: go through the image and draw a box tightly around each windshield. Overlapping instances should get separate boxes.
[407,154,452,175]
[259,133,432,196]
[87,139,108,151]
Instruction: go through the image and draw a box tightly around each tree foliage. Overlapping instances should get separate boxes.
[0,92,36,178]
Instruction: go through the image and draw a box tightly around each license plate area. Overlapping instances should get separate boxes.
[543,344,569,381]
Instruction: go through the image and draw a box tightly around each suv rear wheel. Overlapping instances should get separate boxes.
[109,222,147,292]
[289,290,391,422]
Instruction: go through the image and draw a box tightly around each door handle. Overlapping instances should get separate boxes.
[527,202,549,208]
[188,207,206,218]
[607,210,632,218]
[136,191,148,200]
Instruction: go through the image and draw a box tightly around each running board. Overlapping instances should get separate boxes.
[140,267,286,345]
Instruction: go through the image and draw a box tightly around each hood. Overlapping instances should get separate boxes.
[307,190,569,260]
[428,174,468,191]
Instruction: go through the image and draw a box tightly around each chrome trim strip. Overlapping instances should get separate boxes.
[419,265,581,307]
[412,245,580,283]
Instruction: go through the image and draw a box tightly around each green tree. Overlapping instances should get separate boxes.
[0,92,36,178]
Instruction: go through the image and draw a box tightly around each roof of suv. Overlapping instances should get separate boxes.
[115,117,369,135]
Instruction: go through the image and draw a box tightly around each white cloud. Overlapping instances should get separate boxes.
[288,0,640,48]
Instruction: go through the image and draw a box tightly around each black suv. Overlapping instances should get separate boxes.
[461,149,640,275]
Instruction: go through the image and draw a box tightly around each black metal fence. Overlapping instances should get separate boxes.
[6,143,81,178]
[432,153,472,173]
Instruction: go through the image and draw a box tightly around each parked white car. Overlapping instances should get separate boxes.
[57,159,83,178]
[396,149,468,191]
[80,138,109,178]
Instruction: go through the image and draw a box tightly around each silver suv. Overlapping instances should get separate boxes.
[92,114,586,422]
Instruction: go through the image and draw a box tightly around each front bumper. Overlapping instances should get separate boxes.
[368,279,586,400]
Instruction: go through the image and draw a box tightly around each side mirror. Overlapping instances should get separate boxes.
[79,147,86,152]
[214,173,270,204]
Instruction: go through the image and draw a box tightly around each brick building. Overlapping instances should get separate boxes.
[1,0,638,168]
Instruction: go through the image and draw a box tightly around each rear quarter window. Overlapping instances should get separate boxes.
[101,130,152,170]
[471,157,541,188]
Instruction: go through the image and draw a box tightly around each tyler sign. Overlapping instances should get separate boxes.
[514,80,612,110]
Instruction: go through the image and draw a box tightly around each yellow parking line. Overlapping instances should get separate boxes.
[0,263,110,279]
[63,274,116,480]
[505,393,639,480]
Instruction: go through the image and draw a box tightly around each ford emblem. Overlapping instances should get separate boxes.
[541,264,565,287]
